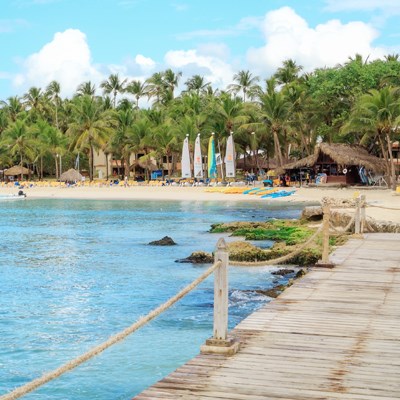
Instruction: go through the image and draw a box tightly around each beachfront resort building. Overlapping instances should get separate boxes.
[276,143,387,185]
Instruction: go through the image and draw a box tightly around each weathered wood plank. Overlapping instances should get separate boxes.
[133,234,400,400]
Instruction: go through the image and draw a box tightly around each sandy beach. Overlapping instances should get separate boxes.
[1,184,399,224]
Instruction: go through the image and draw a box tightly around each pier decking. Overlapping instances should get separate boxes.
[134,233,400,399]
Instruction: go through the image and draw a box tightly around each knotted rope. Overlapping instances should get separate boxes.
[366,203,400,211]
[0,261,222,400]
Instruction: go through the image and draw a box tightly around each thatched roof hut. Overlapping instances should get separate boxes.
[60,168,83,182]
[277,143,386,184]
[4,166,32,176]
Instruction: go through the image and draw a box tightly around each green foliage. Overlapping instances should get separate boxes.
[231,226,314,245]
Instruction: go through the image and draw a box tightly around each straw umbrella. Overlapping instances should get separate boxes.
[4,166,32,180]
[59,168,83,182]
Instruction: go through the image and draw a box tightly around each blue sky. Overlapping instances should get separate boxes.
[1,0,399,100]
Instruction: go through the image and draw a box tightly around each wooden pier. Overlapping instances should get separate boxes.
[134,233,400,399]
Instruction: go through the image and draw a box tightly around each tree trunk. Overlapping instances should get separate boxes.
[105,153,109,180]
[89,145,94,181]
[386,133,397,191]
[54,155,59,179]
[272,129,283,167]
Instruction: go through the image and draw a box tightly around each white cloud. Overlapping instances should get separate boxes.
[135,54,156,70]
[247,7,386,75]
[324,0,400,13]
[13,29,103,97]
[164,49,234,88]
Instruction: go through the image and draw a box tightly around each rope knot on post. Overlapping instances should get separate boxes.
[200,238,240,356]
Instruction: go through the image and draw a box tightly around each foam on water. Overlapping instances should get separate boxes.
[0,199,302,399]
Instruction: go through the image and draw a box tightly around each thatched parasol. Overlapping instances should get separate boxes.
[60,168,83,182]
[276,143,386,174]
[4,166,32,176]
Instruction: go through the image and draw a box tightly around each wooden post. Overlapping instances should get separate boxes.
[213,238,229,340]
[360,195,366,234]
[354,196,361,234]
[316,203,334,268]
[200,238,240,355]
[321,204,330,264]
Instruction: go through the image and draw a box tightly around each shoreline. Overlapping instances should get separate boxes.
[1,185,399,223]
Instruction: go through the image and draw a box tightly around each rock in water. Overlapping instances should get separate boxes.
[271,268,295,276]
[148,236,177,246]
[175,251,213,264]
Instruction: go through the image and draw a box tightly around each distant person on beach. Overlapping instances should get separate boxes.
[124,176,129,187]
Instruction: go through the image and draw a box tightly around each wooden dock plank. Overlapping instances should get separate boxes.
[134,234,400,399]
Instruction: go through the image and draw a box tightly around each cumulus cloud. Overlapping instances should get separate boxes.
[135,54,156,70]
[164,48,234,88]
[13,29,103,97]
[247,7,386,75]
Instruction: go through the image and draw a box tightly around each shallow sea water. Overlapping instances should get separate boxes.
[0,199,302,399]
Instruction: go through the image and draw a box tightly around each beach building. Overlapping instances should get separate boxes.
[93,150,183,180]
[276,142,386,185]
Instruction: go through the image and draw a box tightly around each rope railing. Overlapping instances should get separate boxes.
[366,203,400,211]
[1,259,223,400]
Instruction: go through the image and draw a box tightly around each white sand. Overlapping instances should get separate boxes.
[1,185,399,223]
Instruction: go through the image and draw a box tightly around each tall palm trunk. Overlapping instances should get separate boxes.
[272,129,283,167]
[89,145,94,181]
[386,133,397,190]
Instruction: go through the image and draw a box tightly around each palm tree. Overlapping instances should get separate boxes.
[33,119,66,179]
[257,78,292,167]
[184,75,211,95]
[76,81,96,97]
[0,118,35,180]
[164,68,182,99]
[342,86,400,190]
[46,80,61,129]
[67,95,117,180]
[23,86,46,121]
[100,74,127,108]
[112,108,136,177]
[146,72,167,106]
[227,70,260,102]
[274,59,303,85]
[125,80,148,108]
[1,96,25,122]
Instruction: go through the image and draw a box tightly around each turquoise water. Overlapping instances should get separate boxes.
[0,199,302,399]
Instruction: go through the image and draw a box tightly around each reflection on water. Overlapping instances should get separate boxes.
[0,199,302,399]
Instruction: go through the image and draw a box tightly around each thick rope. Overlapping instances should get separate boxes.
[366,203,400,211]
[329,213,356,233]
[229,225,323,267]
[0,261,222,400]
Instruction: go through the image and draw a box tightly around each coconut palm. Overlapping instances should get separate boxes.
[46,80,61,129]
[0,117,35,180]
[1,96,25,122]
[33,119,67,179]
[164,68,182,100]
[125,80,148,108]
[100,74,127,108]
[257,78,292,167]
[67,95,117,180]
[342,86,400,190]
[76,81,96,97]
[184,75,211,95]
[146,72,167,106]
[227,70,260,102]
[23,86,46,121]
[274,59,303,85]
